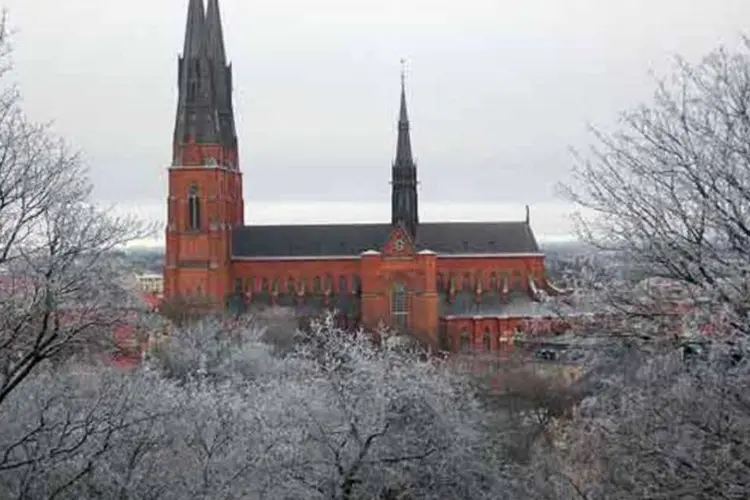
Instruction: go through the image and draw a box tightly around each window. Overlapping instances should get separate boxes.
[234,279,243,292]
[313,276,322,293]
[459,329,471,353]
[436,273,444,292]
[287,277,296,294]
[391,282,408,331]
[188,71,198,100]
[448,274,456,292]
[246,277,254,293]
[324,274,333,292]
[462,273,471,291]
[490,272,498,291]
[352,274,361,294]
[513,269,523,289]
[188,185,201,230]
[339,275,348,293]
[483,328,491,352]
[261,277,269,292]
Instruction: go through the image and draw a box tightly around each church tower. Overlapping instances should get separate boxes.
[164,0,244,304]
[391,62,419,240]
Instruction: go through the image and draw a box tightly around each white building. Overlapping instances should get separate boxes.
[135,273,164,295]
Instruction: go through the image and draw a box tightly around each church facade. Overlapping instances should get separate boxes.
[164,0,566,352]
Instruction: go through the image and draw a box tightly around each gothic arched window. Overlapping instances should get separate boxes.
[287,277,296,294]
[391,282,408,331]
[339,275,348,294]
[483,328,492,352]
[188,185,201,231]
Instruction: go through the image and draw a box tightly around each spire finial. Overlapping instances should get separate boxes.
[400,58,406,89]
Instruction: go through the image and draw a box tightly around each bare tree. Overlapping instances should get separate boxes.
[0,363,177,500]
[143,314,507,499]
[548,336,750,499]
[563,37,750,333]
[0,17,151,408]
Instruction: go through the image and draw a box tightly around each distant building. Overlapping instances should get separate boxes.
[164,0,569,351]
[135,273,164,295]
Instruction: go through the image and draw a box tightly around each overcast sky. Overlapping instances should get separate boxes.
[5,0,750,243]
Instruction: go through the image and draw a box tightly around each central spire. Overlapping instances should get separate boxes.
[395,59,414,168]
[391,59,419,240]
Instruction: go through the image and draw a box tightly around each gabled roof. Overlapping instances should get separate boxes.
[231,221,540,258]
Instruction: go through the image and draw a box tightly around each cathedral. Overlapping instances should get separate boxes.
[164,0,566,352]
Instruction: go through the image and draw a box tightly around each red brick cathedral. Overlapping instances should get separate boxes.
[164,0,566,351]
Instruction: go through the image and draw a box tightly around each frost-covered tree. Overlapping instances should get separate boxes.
[1,313,519,499]
[258,316,499,500]
[151,315,504,499]
[0,15,150,408]
[0,362,179,499]
[546,336,750,499]
[564,37,750,333]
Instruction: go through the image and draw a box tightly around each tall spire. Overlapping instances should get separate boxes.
[205,0,238,159]
[391,59,419,240]
[205,0,226,65]
[395,58,414,168]
[182,0,205,59]
[174,0,221,159]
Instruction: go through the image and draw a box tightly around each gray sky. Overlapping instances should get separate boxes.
[5,0,750,242]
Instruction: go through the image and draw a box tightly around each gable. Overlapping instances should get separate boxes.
[383,224,415,256]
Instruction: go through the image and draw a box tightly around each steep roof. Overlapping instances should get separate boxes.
[182,0,205,59]
[394,66,414,169]
[231,221,540,258]
[205,0,227,66]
